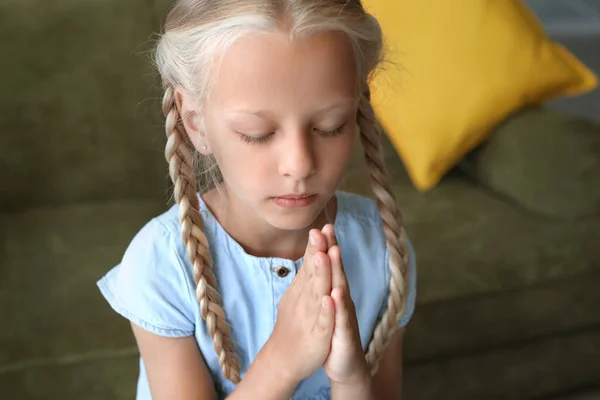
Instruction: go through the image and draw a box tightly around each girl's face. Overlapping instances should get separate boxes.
[197,31,357,231]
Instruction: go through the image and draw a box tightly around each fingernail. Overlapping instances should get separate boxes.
[322,297,327,308]
[334,287,343,299]
[314,256,321,268]
[309,231,317,246]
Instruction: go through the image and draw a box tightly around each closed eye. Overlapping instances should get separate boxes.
[314,122,346,137]
[237,132,274,145]
[237,122,347,145]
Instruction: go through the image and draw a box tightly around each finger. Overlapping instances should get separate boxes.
[308,229,328,255]
[312,250,332,299]
[328,245,348,290]
[313,295,335,336]
[321,224,336,249]
[332,288,352,333]
[305,229,327,276]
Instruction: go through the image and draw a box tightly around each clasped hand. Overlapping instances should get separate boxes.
[266,224,370,387]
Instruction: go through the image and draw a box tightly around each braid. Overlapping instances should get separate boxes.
[358,89,410,375]
[162,86,241,383]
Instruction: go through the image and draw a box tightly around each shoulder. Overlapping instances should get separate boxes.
[334,192,387,283]
[335,191,417,329]
[334,191,389,257]
[335,191,384,243]
[336,191,382,226]
[97,204,198,337]
[121,204,192,278]
[335,190,416,261]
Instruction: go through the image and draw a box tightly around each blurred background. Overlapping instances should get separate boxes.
[532,0,600,120]
[1,0,599,399]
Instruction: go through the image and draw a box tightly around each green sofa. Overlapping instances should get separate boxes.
[1,1,599,399]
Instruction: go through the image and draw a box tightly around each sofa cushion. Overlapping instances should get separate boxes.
[0,355,139,400]
[404,270,600,364]
[0,199,166,370]
[460,108,600,218]
[404,328,600,400]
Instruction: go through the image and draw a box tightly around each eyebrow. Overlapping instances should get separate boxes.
[228,98,356,119]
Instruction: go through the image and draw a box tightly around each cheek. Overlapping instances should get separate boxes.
[318,133,355,177]
[204,122,260,174]
[211,141,272,189]
[202,116,271,193]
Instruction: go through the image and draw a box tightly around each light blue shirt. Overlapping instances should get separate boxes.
[97,191,417,399]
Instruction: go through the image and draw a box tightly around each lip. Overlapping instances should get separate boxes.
[277,193,313,199]
[273,193,317,208]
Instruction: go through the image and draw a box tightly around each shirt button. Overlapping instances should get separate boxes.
[274,266,290,278]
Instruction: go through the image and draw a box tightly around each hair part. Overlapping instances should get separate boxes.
[155,0,408,383]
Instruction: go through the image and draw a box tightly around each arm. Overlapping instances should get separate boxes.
[329,328,404,400]
[131,323,217,400]
[371,328,405,400]
[132,323,301,400]
[329,371,374,400]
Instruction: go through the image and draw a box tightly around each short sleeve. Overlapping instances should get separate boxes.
[97,219,196,337]
[380,236,418,328]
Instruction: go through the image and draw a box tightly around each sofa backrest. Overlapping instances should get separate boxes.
[0,0,174,212]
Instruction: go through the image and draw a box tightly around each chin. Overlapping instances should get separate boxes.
[261,210,320,231]
[261,196,334,231]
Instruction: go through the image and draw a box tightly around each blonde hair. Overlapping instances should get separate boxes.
[155,0,409,384]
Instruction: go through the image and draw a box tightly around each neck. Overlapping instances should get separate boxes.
[202,186,336,260]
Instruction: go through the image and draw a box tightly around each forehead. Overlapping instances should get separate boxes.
[210,31,357,110]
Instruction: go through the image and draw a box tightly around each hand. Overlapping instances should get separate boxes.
[260,229,335,385]
[321,224,370,385]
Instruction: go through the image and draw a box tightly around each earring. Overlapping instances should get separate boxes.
[202,145,207,150]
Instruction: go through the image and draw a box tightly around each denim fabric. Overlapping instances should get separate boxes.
[97,191,417,399]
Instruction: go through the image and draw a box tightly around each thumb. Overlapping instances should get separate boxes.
[314,295,335,336]
[332,288,353,337]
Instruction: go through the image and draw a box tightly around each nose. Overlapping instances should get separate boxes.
[278,130,316,181]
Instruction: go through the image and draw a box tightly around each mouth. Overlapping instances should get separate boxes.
[276,193,314,200]
[273,193,317,208]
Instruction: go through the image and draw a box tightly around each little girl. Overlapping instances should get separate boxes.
[97,0,417,399]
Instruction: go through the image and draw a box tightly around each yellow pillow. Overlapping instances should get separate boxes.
[363,0,598,190]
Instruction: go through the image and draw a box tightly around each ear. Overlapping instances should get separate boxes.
[174,89,211,155]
